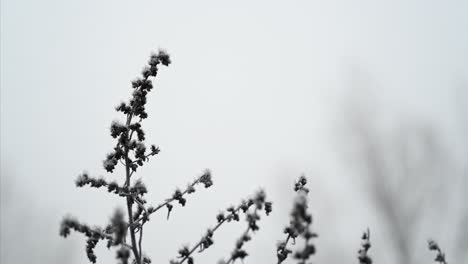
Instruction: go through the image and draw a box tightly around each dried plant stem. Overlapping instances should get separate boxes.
[138,225,144,263]
[277,234,292,264]
[178,220,225,264]
[125,111,141,263]
[224,208,259,264]
[126,150,141,263]
[177,204,248,264]
[131,176,208,227]
[60,50,176,264]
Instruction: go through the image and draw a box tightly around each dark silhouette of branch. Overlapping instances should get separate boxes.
[56,49,459,264]
[428,240,448,264]
[219,191,272,264]
[60,50,215,264]
[276,176,317,264]
[171,190,272,264]
[357,229,372,264]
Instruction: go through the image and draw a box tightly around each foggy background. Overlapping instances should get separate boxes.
[1,0,467,263]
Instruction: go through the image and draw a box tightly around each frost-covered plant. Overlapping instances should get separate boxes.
[58,49,451,264]
[276,176,317,264]
[59,51,215,264]
[217,190,272,264]
[171,190,272,264]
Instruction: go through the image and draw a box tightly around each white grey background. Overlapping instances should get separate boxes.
[1,0,467,263]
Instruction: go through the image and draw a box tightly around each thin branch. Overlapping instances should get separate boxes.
[174,203,252,264]
[131,173,212,228]
[132,148,160,164]
[428,240,447,264]
[138,225,144,264]
[276,234,292,264]
[125,107,142,263]
[224,208,259,264]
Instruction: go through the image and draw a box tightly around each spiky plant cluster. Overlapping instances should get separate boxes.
[428,240,447,264]
[357,229,372,264]
[170,190,273,264]
[59,51,215,264]
[276,176,317,264]
[58,50,452,264]
[218,190,273,264]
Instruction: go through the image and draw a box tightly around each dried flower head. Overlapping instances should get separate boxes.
[357,229,372,264]
[428,239,447,264]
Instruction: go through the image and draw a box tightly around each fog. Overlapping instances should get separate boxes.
[1,0,467,263]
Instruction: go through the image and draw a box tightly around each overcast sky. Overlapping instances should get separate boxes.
[1,0,468,263]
